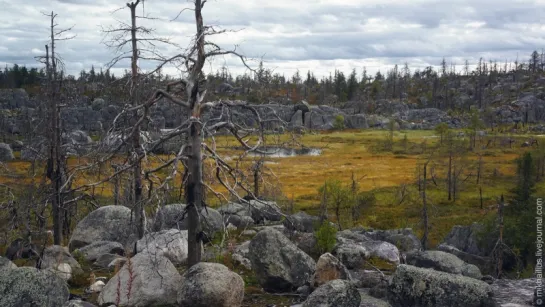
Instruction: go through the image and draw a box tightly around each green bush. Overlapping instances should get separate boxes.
[333,115,345,130]
[315,222,337,254]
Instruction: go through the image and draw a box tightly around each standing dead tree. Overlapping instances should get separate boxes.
[100,0,179,239]
[34,11,76,245]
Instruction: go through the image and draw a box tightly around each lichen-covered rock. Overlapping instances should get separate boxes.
[441,223,487,256]
[333,230,400,269]
[283,211,321,233]
[313,253,350,287]
[40,245,83,279]
[93,253,126,270]
[69,205,139,251]
[232,241,252,270]
[248,200,283,223]
[387,265,495,307]
[98,253,182,307]
[62,299,98,307]
[75,240,125,262]
[406,250,482,279]
[302,279,361,307]
[178,262,244,307]
[349,269,387,289]
[136,229,189,266]
[249,227,315,292]
[0,256,16,269]
[361,228,422,253]
[217,202,255,228]
[491,278,537,306]
[333,240,370,269]
[436,243,493,274]
[0,267,70,307]
[152,204,223,236]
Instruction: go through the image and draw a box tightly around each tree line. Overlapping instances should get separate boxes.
[2,49,544,111]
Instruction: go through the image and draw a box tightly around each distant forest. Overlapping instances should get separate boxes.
[1,49,543,107]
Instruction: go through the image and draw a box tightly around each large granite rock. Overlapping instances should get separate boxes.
[312,252,351,289]
[361,228,422,253]
[136,229,189,266]
[302,279,361,307]
[69,205,139,251]
[406,250,482,279]
[333,230,400,269]
[248,227,315,292]
[152,204,223,236]
[283,211,321,233]
[98,253,182,307]
[178,262,244,307]
[75,240,125,262]
[0,267,70,307]
[387,265,495,307]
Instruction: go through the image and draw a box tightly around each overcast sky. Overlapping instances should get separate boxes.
[0,0,544,79]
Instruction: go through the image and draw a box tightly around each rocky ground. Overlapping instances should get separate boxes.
[0,202,539,307]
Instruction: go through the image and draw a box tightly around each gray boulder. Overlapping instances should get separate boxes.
[302,279,361,307]
[136,229,189,266]
[75,241,125,262]
[217,202,255,228]
[441,223,487,256]
[387,264,495,307]
[178,262,244,307]
[349,269,387,289]
[152,204,223,236]
[0,143,14,161]
[98,253,182,307]
[359,291,391,307]
[69,205,139,251]
[333,240,370,269]
[249,227,315,292]
[93,253,126,270]
[334,230,400,269]
[361,228,422,253]
[283,211,321,233]
[232,241,252,270]
[406,250,482,279]
[39,245,83,279]
[248,199,283,223]
[0,267,70,307]
[0,256,16,270]
[491,278,536,306]
[313,253,350,288]
[436,243,494,274]
[62,300,98,307]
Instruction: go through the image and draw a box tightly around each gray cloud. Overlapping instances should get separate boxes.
[0,0,543,79]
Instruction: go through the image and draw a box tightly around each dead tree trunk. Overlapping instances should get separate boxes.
[128,0,144,239]
[447,151,452,201]
[43,11,70,245]
[421,161,429,250]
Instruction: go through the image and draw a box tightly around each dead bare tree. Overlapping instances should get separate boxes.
[34,11,76,245]
[420,159,430,250]
[100,0,180,239]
